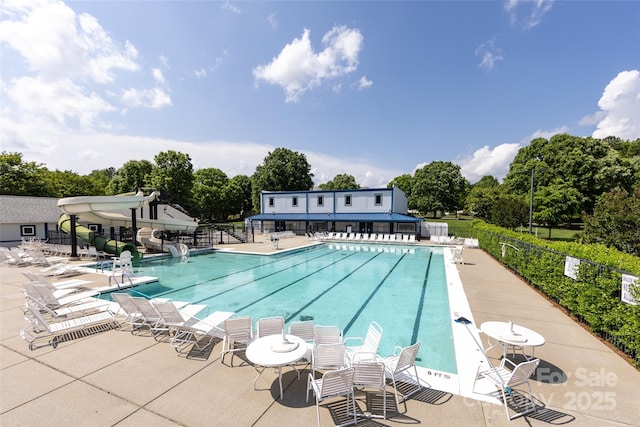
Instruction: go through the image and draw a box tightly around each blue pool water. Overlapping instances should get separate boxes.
[114,243,456,374]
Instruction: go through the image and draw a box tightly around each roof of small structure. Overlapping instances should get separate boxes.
[0,196,62,224]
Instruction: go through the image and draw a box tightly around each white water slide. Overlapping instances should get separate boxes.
[57,194,198,257]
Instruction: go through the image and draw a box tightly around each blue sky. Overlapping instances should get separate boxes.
[1,1,639,187]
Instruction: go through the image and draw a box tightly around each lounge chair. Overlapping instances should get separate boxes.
[380,342,423,409]
[221,316,254,364]
[21,304,117,350]
[474,358,540,420]
[344,320,383,361]
[307,366,357,427]
[22,271,92,290]
[152,301,233,353]
[23,282,100,310]
[24,294,112,323]
[452,245,464,264]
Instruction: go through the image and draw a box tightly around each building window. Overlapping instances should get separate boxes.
[268,197,274,207]
[20,225,36,237]
[88,224,100,232]
[345,195,352,206]
[374,194,382,205]
[317,196,324,207]
[292,196,298,207]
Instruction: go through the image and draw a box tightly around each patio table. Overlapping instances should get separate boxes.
[480,321,545,361]
[246,334,307,400]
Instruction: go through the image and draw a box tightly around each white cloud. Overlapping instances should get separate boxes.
[504,0,555,29]
[121,87,172,109]
[221,1,241,14]
[253,26,364,102]
[267,13,278,30]
[354,75,373,90]
[585,70,640,140]
[152,68,165,84]
[457,143,522,183]
[475,40,504,71]
[522,126,570,142]
[194,68,207,79]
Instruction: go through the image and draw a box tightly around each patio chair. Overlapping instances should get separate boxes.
[24,293,111,323]
[22,271,92,290]
[314,325,342,345]
[344,320,383,361]
[452,245,464,264]
[307,367,357,427]
[256,316,284,338]
[111,293,144,331]
[309,343,347,380]
[21,304,117,350]
[352,359,387,419]
[380,342,423,408]
[475,357,540,420]
[130,296,166,336]
[221,316,253,364]
[152,301,233,353]
[289,320,315,360]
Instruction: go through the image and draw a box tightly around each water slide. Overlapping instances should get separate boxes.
[57,194,198,259]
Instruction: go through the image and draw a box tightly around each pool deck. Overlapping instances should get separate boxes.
[1,236,639,426]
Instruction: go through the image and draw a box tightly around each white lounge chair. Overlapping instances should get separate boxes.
[152,301,233,354]
[21,305,117,350]
[475,358,540,420]
[23,282,100,310]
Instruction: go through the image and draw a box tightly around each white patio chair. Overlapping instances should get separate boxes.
[352,358,387,419]
[289,320,316,364]
[475,357,540,420]
[314,325,342,345]
[256,316,284,338]
[221,316,253,364]
[380,342,423,408]
[344,320,383,361]
[309,343,347,380]
[307,367,357,427]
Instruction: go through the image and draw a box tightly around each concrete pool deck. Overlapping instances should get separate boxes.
[1,237,639,426]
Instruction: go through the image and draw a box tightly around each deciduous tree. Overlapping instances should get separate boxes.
[410,161,468,217]
[318,173,359,190]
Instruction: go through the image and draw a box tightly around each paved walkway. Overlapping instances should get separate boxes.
[1,239,638,426]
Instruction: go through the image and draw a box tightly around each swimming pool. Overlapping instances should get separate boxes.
[116,243,457,374]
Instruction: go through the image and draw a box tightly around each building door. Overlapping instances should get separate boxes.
[360,222,373,233]
[275,220,286,231]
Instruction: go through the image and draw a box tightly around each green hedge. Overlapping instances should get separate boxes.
[472,221,640,367]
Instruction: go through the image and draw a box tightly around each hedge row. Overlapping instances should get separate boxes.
[471,221,640,367]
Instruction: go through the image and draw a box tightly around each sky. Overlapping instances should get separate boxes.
[1,0,639,188]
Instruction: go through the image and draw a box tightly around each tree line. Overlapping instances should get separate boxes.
[1,134,638,255]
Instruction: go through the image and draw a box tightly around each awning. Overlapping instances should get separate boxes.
[247,212,421,223]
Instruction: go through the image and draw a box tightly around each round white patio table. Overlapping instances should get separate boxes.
[246,334,307,400]
[480,321,545,361]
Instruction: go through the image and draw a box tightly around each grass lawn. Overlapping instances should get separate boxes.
[426,215,582,241]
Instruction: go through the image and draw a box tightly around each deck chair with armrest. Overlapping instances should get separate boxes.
[221,316,254,364]
[23,282,100,310]
[380,342,423,409]
[314,325,342,345]
[24,293,112,323]
[344,320,383,362]
[307,366,357,427]
[474,357,540,420]
[152,300,234,354]
[22,271,93,290]
[21,305,118,350]
[352,358,387,420]
[256,316,285,338]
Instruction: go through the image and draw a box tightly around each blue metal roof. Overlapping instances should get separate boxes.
[248,212,421,223]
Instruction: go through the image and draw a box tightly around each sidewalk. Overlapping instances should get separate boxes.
[1,245,638,426]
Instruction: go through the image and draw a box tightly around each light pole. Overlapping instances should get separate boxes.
[529,168,534,234]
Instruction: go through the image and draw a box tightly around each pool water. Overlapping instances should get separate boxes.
[118,243,457,374]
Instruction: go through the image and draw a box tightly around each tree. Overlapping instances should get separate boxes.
[44,170,103,197]
[582,187,640,256]
[490,195,529,230]
[465,175,501,220]
[409,161,469,217]
[192,168,228,221]
[0,152,50,196]
[318,173,359,190]
[87,168,115,195]
[251,148,314,210]
[387,174,412,196]
[229,175,253,216]
[150,151,194,210]
[108,160,153,195]
[533,180,582,238]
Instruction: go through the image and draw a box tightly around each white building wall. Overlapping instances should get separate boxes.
[307,192,334,213]
[262,192,308,214]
